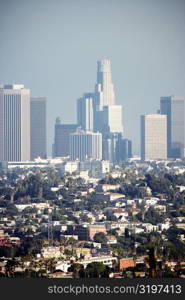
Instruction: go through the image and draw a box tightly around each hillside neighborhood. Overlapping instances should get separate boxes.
[0,158,185,278]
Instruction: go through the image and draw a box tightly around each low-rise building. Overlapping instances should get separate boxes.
[118,258,135,271]
[41,246,62,259]
[68,224,107,241]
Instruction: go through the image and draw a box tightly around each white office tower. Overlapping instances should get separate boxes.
[141,114,167,161]
[77,93,94,131]
[102,105,123,133]
[70,128,102,161]
[0,84,30,161]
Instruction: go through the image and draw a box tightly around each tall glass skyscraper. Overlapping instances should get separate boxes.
[0,84,30,161]
[95,59,115,109]
[93,59,124,162]
[94,59,119,134]
[94,60,123,133]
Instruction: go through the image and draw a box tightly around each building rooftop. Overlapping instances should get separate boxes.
[0,84,24,90]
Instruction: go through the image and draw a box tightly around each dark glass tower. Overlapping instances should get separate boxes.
[54,118,78,157]
[160,96,185,158]
[30,97,47,159]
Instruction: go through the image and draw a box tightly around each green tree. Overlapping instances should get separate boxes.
[69,263,84,278]
[86,262,106,278]
[94,232,107,244]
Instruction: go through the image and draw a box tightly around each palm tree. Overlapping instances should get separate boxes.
[9,186,19,203]
[148,246,157,278]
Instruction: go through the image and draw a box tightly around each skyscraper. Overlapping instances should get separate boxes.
[95,59,115,109]
[116,138,132,162]
[69,128,102,161]
[30,97,47,160]
[160,96,185,158]
[54,118,78,157]
[141,114,167,161]
[0,84,30,161]
[102,133,119,163]
[102,105,123,133]
[77,93,94,131]
[94,59,121,133]
[93,59,124,162]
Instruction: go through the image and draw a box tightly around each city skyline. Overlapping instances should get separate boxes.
[1,58,185,162]
[54,59,124,163]
[1,0,185,155]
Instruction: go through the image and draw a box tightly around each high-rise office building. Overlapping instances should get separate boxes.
[160,96,185,158]
[116,138,132,162]
[70,128,102,161]
[54,118,78,157]
[122,139,132,161]
[102,105,123,133]
[30,97,47,160]
[141,114,167,161]
[0,84,30,161]
[102,136,113,162]
[102,133,123,163]
[77,93,94,131]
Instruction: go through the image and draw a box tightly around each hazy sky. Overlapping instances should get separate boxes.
[0,0,185,155]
